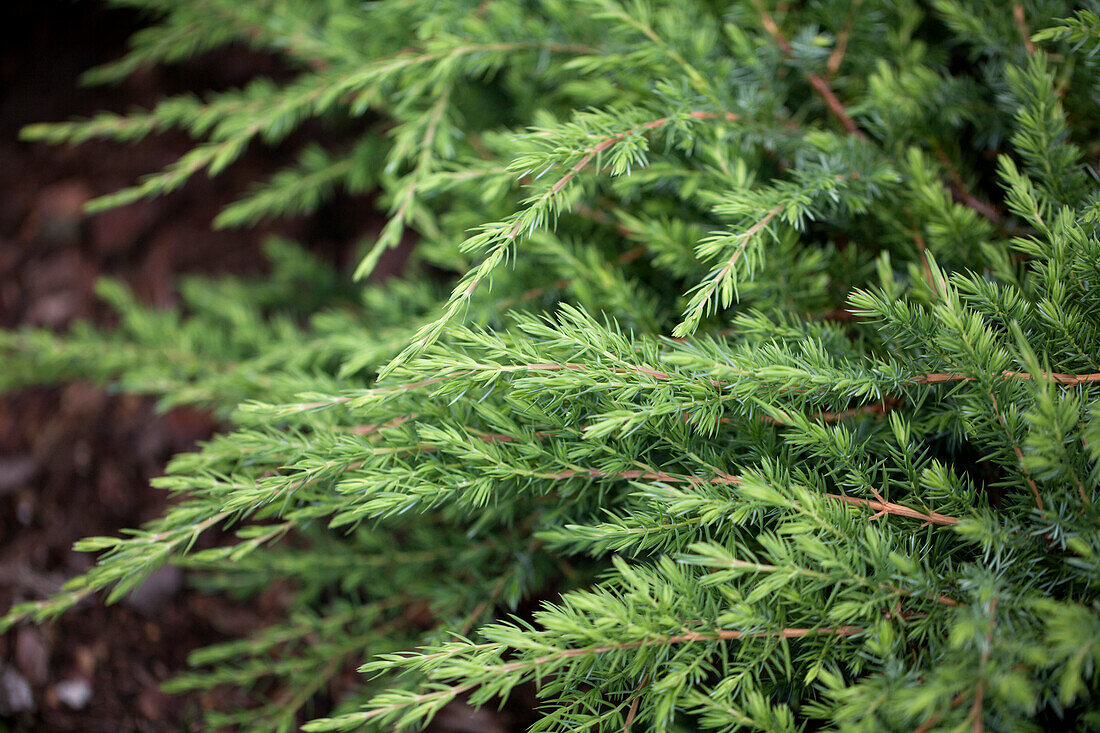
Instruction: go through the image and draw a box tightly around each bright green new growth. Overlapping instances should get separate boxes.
[5,0,1100,730]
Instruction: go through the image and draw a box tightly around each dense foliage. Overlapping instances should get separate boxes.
[5,0,1100,730]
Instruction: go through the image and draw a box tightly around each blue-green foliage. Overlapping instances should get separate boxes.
[5,1,1100,730]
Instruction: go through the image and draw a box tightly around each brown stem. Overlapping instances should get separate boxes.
[969,597,998,733]
[805,75,865,138]
[543,111,739,199]
[1014,5,1036,55]
[459,110,737,303]
[915,691,970,733]
[750,0,865,138]
[934,148,1004,224]
[914,370,1100,386]
[358,624,863,725]
[750,0,1022,237]
[300,362,1100,418]
[491,624,864,674]
[354,397,898,444]
[914,233,937,292]
[691,204,785,308]
[990,394,1043,510]
[546,469,958,526]
[340,429,962,526]
[825,492,958,526]
[759,399,899,425]
[622,675,649,733]
[826,0,862,77]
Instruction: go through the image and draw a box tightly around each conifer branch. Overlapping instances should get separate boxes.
[593,0,715,98]
[288,361,1098,419]
[387,109,743,371]
[825,493,958,526]
[356,86,454,279]
[342,624,864,727]
[540,468,958,526]
[499,624,865,664]
[675,203,784,335]
[345,41,599,82]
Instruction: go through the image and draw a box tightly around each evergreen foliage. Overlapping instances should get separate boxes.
[5,0,1100,729]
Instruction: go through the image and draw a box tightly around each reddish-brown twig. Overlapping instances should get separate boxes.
[540,111,740,204]
[914,233,937,293]
[452,110,738,303]
[969,597,998,733]
[826,0,863,77]
[545,469,958,526]
[914,370,1100,386]
[933,148,1004,224]
[490,624,864,675]
[750,0,1025,240]
[990,394,1043,510]
[622,675,649,733]
[1014,5,1037,55]
[759,399,899,425]
[299,362,1100,418]
[344,424,962,525]
[353,623,864,724]
[915,691,971,733]
[826,491,958,526]
[750,0,865,138]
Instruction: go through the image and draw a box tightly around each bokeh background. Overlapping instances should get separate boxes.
[0,3,448,730]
